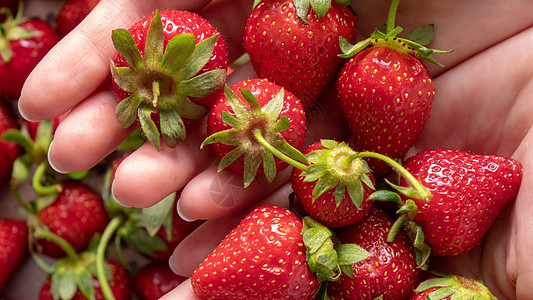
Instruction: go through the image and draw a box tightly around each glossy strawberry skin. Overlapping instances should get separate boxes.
[191,205,319,299]
[0,18,59,99]
[111,10,228,110]
[400,149,522,257]
[133,261,187,300]
[38,260,131,300]
[336,46,434,178]
[207,78,306,176]
[291,142,375,228]
[328,208,419,300]
[56,0,100,37]
[0,98,19,187]
[0,219,29,292]
[244,0,357,110]
[37,181,109,258]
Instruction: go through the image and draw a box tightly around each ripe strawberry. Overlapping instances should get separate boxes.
[411,274,497,300]
[0,218,28,292]
[244,0,357,110]
[202,78,306,187]
[111,10,228,150]
[335,0,451,178]
[191,205,320,299]
[327,207,419,300]
[0,8,59,99]
[0,98,20,187]
[34,181,109,258]
[398,148,522,257]
[55,0,100,37]
[38,260,130,300]
[291,140,376,228]
[133,261,187,300]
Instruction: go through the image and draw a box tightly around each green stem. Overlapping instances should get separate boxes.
[357,151,432,200]
[253,129,309,172]
[10,183,33,213]
[34,230,79,261]
[387,213,407,243]
[96,216,124,300]
[32,162,61,195]
[386,0,401,34]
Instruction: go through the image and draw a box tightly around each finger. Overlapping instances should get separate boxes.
[170,183,292,277]
[159,278,201,300]
[176,82,349,221]
[111,120,215,208]
[48,86,135,173]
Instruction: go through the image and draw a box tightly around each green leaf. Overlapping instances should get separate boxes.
[294,0,311,23]
[303,226,333,254]
[252,0,263,10]
[221,111,245,129]
[144,10,164,69]
[276,139,308,164]
[262,150,276,182]
[142,192,175,237]
[115,93,143,128]
[159,108,186,147]
[218,147,246,171]
[1,129,34,153]
[333,182,345,206]
[182,33,219,80]
[312,175,339,200]
[111,28,144,69]
[303,163,328,182]
[336,243,370,266]
[367,190,403,205]
[270,116,290,133]
[261,88,285,123]
[224,85,251,120]
[405,24,434,46]
[310,0,332,18]
[11,154,33,184]
[414,277,454,293]
[162,33,196,75]
[320,139,340,150]
[428,286,459,300]
[171,95,209,120]
[243,153,261,187]
[339,37,372,58]
[76,269,96,300]
[346,180,363,208]
[52,269,78,300]
[110,65,140,93]
[201,129,240,148]
[240,88,262,112]
[179,69,226,98]
[120,226,168,256]
[138,107,160,150]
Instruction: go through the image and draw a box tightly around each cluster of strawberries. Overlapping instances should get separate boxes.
[0,0,524,299]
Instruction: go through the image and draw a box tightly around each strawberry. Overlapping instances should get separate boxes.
[244,0,357,110]
[0,8,59,99]
[202,78,306,187]
[411,274,497,300]
[291,139,376,228]
[0,98,20,187]
[34,181,109,258]
[55,0,100,37]
[24,111,68,141]
[191,205,320,299]
[327,207,419,300]
[0,218,28,293]
[397,148,522,258]
[111,10,228,150]
[133,261,188,300]
[335,0,451,178]
[38,260,130,300]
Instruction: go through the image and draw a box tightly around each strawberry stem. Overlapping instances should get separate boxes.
[386,0,401,34]
[95,215,124,300]
[33,230,79,261]
[252,128,309,171]
[32,162,62,195]
[357,151,431,200]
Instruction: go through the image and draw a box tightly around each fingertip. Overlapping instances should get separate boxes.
[110,179,131,208]
[177,199,197,222]
[47,140,70,174]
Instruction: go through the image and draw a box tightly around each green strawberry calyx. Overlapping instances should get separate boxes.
[111,10,227,150]
[414,274,498,299]
[0,3,42,62]
[338,0,453,66]
[201,85,307,187]
[252,0,351,25]
[302,216,370,282]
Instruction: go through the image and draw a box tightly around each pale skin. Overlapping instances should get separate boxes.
[17,0,533,298]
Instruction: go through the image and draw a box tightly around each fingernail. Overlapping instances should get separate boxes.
[177,199,197,222]
[111,180,131,208]
[47,141,69,174]
[168,255,182,275]
[17,100,36,122]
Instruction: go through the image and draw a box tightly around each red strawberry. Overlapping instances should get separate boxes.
[411,274,497,300]
[191,205,320,299]
[133,261,187,300]
[55,0,100,37]
[0,9,59,99]
[244,0,356,110]
[291,140,376,228]
[398,148,522,257]
[35,181,109,258]
[111,10,228,150]
[38,260,130,300]
[327,207,419,300]
[0,218,28,292]
[335,0,451,178]
[202,78,306,187]
[0,98,20,187]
